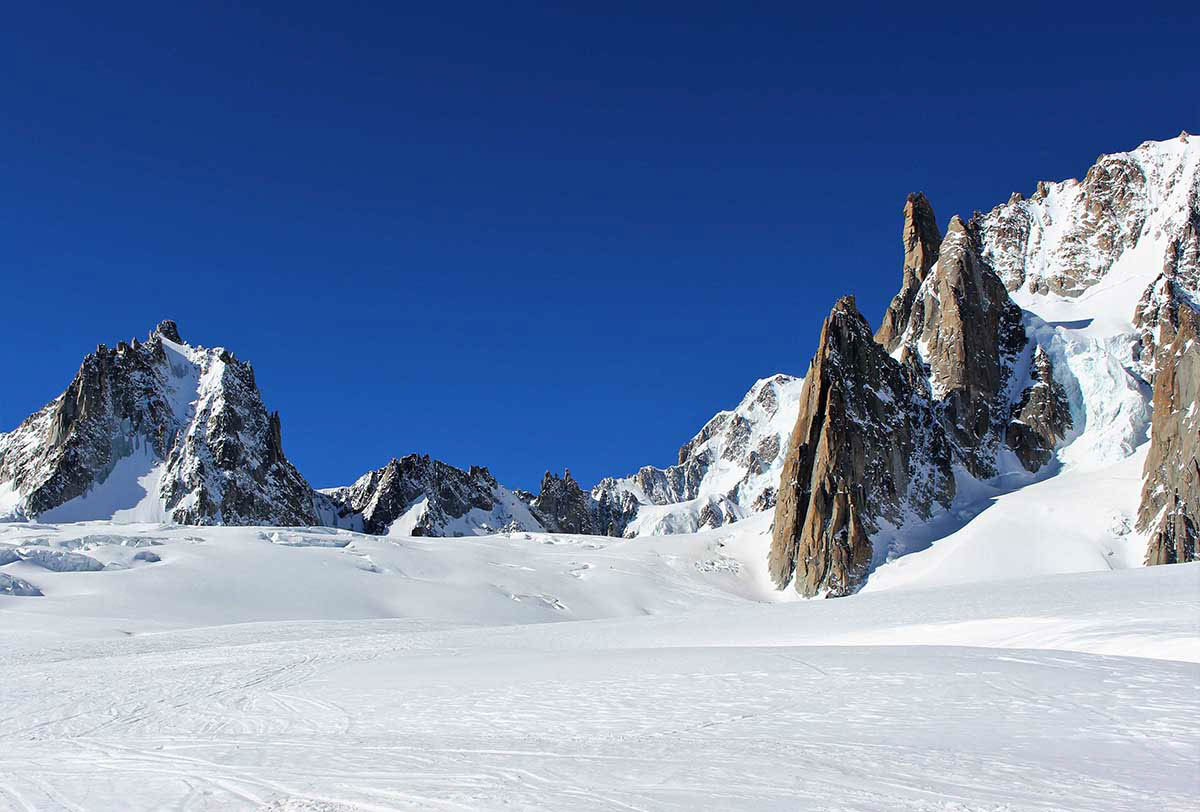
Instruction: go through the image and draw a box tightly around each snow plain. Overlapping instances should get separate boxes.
[1,519,1197,811]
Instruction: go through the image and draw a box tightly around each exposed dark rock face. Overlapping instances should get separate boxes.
[591,485,643,537]
[325,455,541,536]
[531,470,597,534]
[0,322,328,526]
[1134,274,1183,376]
[876,193,942,353]
[155,319,183,343]
[1161,195,1200,294]
[1135,278,1199,565]
[1005,346,1073,473]
[158,350,321,526]
[893,216,1027,478]
[768,297,955,597]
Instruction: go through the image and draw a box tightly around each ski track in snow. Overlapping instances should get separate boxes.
[1,520,1197,811]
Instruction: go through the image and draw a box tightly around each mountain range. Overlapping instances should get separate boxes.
[2,132,1196,596]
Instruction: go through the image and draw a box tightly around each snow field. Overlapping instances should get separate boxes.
[0,520,1197,811]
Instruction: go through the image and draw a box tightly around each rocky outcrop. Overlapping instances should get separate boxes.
[892,216,1027,477]
[1005,346,1073,473]
[0,322,330,526]
[531,470,597,534]
[1135,278,1199,565]
[876,193,942,353]
[324,455,544,536]
[768,297,954,597]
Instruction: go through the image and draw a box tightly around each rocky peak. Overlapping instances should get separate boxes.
[876,192,943,353]
[532,469,597,534]
[155,320,183,344]
[0,323,326,526]
[4,334,182,516]
[590,373,804,537]
[892,211,1027,478]
[769,296,954,597]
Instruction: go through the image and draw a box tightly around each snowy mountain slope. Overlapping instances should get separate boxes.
[978,132,1199,303]
[591,373,805,536]
[0,322,345,527]
[0,518,1196,811]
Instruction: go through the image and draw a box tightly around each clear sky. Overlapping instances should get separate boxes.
[2,2,1197,490]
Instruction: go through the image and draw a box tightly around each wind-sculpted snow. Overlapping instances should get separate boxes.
[0,519,1195,810]
[0,571,41,596]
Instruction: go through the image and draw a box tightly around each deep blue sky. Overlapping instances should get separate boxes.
[1,2,1197,490]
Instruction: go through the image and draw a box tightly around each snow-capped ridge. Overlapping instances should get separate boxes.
[589,372,805,537]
